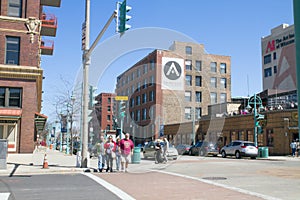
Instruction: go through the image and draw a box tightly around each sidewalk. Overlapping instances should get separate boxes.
[0,148,299,176]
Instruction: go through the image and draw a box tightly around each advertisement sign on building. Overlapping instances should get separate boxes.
[161,57,184,90]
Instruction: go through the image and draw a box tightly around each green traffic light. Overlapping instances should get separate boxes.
[118,0,131,33]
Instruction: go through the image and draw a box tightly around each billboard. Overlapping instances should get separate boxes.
[161,57,184,90]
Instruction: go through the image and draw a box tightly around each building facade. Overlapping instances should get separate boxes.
[261,24,296,91]
[0,0,61,153]
[115,41,231,143]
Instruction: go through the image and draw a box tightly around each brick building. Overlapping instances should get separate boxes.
[0,0,61,153]
[115,41,231,143]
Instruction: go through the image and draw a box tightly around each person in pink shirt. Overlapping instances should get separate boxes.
[120,133,134,172]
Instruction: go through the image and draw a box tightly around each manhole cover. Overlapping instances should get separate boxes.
[202,177,227,180]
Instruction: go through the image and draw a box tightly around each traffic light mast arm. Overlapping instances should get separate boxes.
[84,10,117,60]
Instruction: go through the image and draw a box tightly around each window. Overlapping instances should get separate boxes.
[131,85,135,93]
[195,60,202,71]
[136,82,141,91]
[186,46,192,55]
[142,93,147,103]
[273,52,277,60]
[106,125,111,130]
[195,76,202,87]
[136,110,141,121]
[185,107,191,119]
[107,97,111,104]
[185,60,192,71]
[150,60,155,70]
[220,93,227,103]
[149,91,154,101]
[210,77,217,88]
[149,75,154,86]
[136,96,141,105]
[143,79,147,89]
[210,62,217,72]
[0,87,22,108]
[137,68,141,77]
[107,106,111,112]
[142,108,147,120]
[185,75,192,86]
[210,92,217,104]
[131,72,135,80]
[0,124,17,143]
[143,64,148,74]
[220,78,227,89]
[220,63,226,74]
[107,115,111,121]
[264,54,271,64]
[274,65,277,74]
[195,91,201,102]
[195,107,201,119]
[185,91,191,102]
[267,129,274,147]
[130,98,135,107]
[8,0,22,17]
[131,111,135,121]
[264,68,272,77]
[6,36,20,65]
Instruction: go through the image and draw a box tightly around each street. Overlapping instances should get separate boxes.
[1,155,300,200]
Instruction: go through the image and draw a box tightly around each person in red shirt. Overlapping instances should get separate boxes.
[104,135,116,172]
[120,133,134,172]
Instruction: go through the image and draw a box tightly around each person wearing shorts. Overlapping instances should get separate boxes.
[120,133,134,172]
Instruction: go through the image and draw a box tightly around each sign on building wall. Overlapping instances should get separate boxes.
[161,57,184,90]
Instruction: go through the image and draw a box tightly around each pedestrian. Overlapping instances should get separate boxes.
[115,137,121,172]
[104,135,116,172]
[155,139,163,164]
[120,133,134,172]
[96,135,106,172]
[162,137,169,163]
[290,140,297,157]
[296,139,300,157]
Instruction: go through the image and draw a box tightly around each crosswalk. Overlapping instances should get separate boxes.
[0,193,10,200]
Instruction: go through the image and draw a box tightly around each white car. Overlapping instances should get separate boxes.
[220,140,258,159]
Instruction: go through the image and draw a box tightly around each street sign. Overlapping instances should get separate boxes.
[115,96,128,101]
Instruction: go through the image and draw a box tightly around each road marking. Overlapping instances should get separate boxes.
[83,173,135,200]
[154,170,281,200]
[0,193,10,200]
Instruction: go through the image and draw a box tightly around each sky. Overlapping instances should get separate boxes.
[41,0,294,121]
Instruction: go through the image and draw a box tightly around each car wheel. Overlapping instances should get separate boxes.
[189,150,192,156]
[235,151,241,159]
[221,151,226,158]
[251,157,256,159]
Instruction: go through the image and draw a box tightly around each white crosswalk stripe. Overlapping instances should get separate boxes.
[0,193,10,200]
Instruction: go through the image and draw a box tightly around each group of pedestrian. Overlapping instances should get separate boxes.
[290,139,300,157]
[96,133,134,173]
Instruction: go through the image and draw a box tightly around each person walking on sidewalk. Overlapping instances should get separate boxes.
[290,140,297,157]
[120,133,134,172]
[96,135,106,172]
[115,137,121,171]
[162,137,169,163]
[104,135,116,172]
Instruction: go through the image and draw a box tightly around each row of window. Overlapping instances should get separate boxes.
[0,87,22,108]
[264,66,277,78]
[119,75,155,90]
[185,60,227,74]
[185,91,202,102]
[185,75,227,89]
[210,92,227,104]
[263,52,277,65]
[184,107,202,120]
[130,91,155,107]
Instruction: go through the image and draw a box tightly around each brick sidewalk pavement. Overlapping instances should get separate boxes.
[95,171,265,200]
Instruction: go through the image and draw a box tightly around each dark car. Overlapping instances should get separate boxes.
[175,144,191,155]
[189,141,219,156]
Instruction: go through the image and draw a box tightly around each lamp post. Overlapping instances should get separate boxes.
[191,107,196,145]
[246,94,264,147]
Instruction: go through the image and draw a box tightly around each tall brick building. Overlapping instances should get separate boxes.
[115,41,231,144]
[0,0,61,153]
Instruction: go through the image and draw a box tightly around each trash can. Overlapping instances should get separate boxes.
[131,147,141,164]
[0,139,8,170]
[258,147,269,158]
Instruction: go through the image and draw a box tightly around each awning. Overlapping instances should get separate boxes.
[0,108,22,119]
[35,112,48,132]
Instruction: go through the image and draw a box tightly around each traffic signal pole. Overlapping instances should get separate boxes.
[81,1,117,168]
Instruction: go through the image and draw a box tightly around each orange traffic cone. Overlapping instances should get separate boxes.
[43,153,49,169]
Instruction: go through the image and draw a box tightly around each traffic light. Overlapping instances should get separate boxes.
[118,0,131,33]
[119,101,126,118]
[116,128,121,138]
[89,85,98,109]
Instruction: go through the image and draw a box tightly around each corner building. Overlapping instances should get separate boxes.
[0,0,61,153]
[115,41,231,143]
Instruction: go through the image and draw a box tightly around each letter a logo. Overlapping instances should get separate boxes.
[266,40,275,53]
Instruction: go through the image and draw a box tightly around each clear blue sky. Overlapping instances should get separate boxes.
[41,0,294,119]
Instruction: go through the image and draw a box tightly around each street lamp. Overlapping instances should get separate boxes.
[246,94,264,147]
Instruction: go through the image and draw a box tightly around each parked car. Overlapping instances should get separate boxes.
[143,141,178,160]
[175,144,191,155]
[220,140,258,159]
[189,141,219,156]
